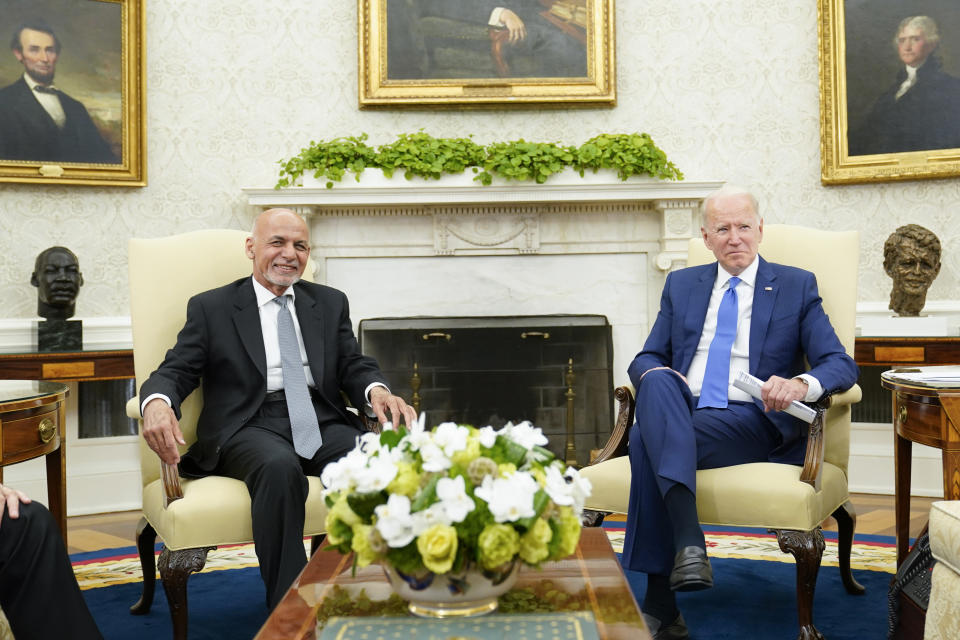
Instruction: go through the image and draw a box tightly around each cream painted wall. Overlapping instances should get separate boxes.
[1,0,957,318]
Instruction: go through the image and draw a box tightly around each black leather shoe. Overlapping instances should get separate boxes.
[643,612,689,640]
[669,546,713,591]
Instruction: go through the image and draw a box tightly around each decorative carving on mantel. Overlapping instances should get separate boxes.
[434,212,540,255]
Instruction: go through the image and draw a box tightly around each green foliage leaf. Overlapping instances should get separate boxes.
[346,491,388,521]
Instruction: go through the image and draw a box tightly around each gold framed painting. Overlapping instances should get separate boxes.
[0,0,145,186]
[820,0,960,184]
[358,0,616,108]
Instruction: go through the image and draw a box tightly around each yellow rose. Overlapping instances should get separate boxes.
[519,517,553,565]
[416,524,459,574]
[387,462,421,497]
[324,497,361,545]
[478,523,520,569]
[350,524,379,568]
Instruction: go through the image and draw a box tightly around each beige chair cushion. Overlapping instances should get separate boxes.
[579,457,849,531]
[930,500,960,573]
[142,475,328,550]
[927,501,960,640]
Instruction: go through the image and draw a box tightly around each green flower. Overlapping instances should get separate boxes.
[466,456,498,486]
[518,517,553,565]
[416,524,458,574]
[451,437,481,467]
[387,461,421,497]
[351,524,379,568]
[551,506,582,560]
[497,462,517,477]
[325,497,361,545]
[478,523,520,569]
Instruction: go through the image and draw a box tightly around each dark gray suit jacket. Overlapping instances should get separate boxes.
[139,277,387,473]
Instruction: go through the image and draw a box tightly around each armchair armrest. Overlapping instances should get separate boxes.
[588,386,635,465]
[798,384,861,491]
[127,395,185,506]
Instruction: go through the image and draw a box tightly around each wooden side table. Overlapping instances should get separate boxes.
[880,368,960,565]
[0,349,134,382]
[0,381,70,541]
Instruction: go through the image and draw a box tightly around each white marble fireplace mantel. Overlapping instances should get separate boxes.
[243,175,722,380]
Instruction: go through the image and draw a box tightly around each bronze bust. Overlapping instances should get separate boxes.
[883,224,941,317]
[31,246,84,320]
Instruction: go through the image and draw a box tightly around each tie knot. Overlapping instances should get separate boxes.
[727,276,741,290]
[33,85,57,94]
[274,295,290,309]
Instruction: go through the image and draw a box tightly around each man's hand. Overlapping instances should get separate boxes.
[142,398,186,465]
[500,9,527,43]
[369,386,418,428]
[760,375,808,413]
[0,483,30,527]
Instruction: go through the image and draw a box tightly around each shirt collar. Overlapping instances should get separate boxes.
[715,255,759,289]
[251,276,295,308]
[22,73,56,93]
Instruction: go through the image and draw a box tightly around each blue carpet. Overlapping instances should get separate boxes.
[75,535,894,640]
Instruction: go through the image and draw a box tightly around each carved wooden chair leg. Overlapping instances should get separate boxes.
[832,501,866,595]
[581,509,608,527]
[310,534,326,556]
[773,528,826,640]
[130,517,158,615]
[158,546,214,640]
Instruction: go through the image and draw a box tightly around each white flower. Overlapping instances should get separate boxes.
[411,411,427,433]
[544,465,592,513]
[401,428,432,453]
[477,425,498,448]
[374,494,416,548]
[320,446,368,494]
[419,441,452,472]
[500,420,548,450]
[356,431,382,456]
[410,502,451,535]
[474,471,539,523]
[433,422,469,457]
[354,453,398,493]
[436,475,474,523]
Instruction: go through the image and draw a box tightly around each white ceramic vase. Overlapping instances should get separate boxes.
[381,560,520,618]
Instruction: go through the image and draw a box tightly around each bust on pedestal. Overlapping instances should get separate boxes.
[31,246,84,352]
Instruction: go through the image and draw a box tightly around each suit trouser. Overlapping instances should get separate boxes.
[215,400,360,609]
[620,369,781,576]
[0,501,103,640]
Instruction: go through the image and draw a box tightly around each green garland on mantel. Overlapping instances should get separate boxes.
[276,131,683,189]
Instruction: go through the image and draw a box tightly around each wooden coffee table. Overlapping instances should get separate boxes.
[254,527,650,640]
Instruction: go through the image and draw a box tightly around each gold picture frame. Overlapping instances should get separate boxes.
[0,0,145,186]
[819,0,960,184]
[358,0,616,108]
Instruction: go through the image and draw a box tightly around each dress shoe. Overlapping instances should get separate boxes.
[669,546,713,591]
[643,612,689,640]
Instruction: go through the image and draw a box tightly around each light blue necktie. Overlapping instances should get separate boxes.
[275,296,323,458]
[698,276,741,409]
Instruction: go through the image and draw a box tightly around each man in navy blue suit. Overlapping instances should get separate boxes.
[621,186,858,639]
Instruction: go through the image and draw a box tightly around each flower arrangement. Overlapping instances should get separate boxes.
[320,418,592,579]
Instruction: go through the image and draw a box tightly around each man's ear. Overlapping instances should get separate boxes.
[244,237,255,259]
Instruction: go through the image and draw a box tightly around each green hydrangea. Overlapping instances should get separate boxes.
[551,506,582,560]
[387,461,420,497]
[518,517,553,565]
[478,523,520,569]
[350,524,379,568]
[450,437,481,467]
[416,524,459,574]
[325,497,361,546]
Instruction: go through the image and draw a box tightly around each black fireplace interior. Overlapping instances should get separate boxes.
[360,315,613,467]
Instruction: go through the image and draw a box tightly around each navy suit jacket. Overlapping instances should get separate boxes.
[628,257,858,459]
[140,277,387,473]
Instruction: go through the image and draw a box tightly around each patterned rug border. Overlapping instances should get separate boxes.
[74,527,897,591]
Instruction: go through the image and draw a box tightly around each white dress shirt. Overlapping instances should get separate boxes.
[685,257,822,403]
[22,73,66,129]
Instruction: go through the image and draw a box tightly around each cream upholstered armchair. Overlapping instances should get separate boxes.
[125,229,329,639]
[580,224,864,640]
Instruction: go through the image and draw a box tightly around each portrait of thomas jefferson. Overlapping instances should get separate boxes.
[0,4,122,165]
[848,14,960,156]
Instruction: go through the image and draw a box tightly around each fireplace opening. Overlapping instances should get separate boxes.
[359,315,613,467]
